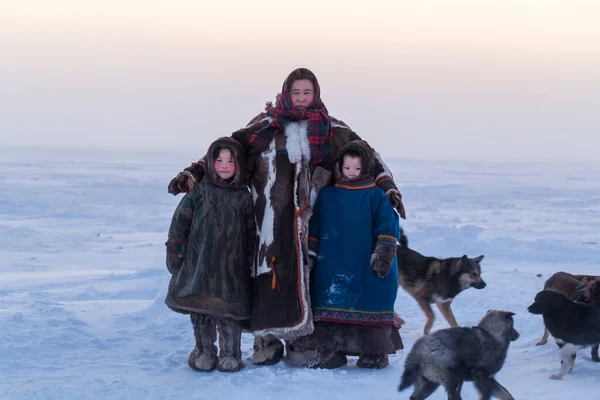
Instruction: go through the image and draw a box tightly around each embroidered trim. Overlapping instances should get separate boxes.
[334,177,376,190]
[313,308,401,328]
[377,234,398,247]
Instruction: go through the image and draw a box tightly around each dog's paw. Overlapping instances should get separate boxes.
[549,373,564,380]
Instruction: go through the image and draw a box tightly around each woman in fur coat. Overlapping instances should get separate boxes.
[167,68,406,366]
[292,140,402,369]
[165,137,255,372]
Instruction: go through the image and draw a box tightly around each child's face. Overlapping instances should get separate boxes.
[290,79,315,109]
[214,148,236,180]
[342,155,361,180]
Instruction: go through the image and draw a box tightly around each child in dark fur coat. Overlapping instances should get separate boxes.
[291,140,403,369]
[165,137,256,373]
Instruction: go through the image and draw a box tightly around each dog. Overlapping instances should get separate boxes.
[536,272,600,362]
[397,233,486,334]
[399,310,519,400]
[528,289,600,379]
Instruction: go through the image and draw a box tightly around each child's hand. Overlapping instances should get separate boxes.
[370,244,395,278]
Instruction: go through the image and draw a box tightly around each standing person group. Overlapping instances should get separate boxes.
[165,68,406,371]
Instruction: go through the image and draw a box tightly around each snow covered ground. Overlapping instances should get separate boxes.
[1,148,599,399]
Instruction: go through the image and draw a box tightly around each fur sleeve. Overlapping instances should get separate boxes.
[167,190,196,245]
[372,189,400,249]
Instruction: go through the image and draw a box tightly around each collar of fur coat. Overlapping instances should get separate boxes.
[283,120,311,164]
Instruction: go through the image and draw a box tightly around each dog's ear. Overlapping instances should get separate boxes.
[473,255,484,263]
[486,309,493,314]
[453,256,467,274]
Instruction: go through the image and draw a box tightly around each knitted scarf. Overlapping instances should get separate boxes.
[249,69,332,164]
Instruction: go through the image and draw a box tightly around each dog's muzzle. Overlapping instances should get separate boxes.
[527,302,542,314]
[472,280,487,289]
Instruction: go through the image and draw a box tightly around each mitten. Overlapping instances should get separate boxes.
[168,171,197,195]
[386,189,406,220]
[165,240,184,274]
[168,162,205,195]
[370,244,396,278]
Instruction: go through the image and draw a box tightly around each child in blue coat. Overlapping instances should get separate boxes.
[292,140,402,369]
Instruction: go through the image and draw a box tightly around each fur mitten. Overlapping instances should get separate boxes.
[386,189,406,220]
[370,244,396,278]
[168,162,204,195]
[165,240,184,274]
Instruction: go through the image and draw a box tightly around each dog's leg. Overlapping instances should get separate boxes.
[436,301,459,328]
[490,380,516,400]
[472,370,514,400]
[444,370,464,400]
[549,344,579,380]
[591,344,599,362]
[417,298,435,335]
[536,326,549,346]
[410,375,439,400]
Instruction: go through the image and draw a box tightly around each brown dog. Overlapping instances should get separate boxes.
[396,234,486,335]
[536,271,600,362]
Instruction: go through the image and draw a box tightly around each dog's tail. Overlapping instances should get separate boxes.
[398,346,420,391]
[398,226,408,250]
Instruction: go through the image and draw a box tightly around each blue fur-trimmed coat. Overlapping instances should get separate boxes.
[308,177,400,327]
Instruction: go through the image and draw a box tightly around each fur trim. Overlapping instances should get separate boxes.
[204,137,247,187]
[253,140,278,277]
[334,140,375,181]
[284,121,311,164]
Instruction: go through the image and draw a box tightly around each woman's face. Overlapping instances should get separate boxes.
[289,79,315,109]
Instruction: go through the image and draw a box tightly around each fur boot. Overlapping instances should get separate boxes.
[357,353,389,369]
[251,334,284,365]
[188,313,218,372]
[217,318,244,372]
[314,351,348,369]
[285,341,318,367]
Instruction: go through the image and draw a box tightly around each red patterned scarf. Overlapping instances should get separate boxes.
[249,69,332,165]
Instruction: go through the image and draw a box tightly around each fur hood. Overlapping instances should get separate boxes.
[334,140,375,181]
[204,137,247,188]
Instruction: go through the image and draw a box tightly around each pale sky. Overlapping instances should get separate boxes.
[1,0,599,162]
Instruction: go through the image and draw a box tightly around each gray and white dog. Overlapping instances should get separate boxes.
[399,310,519,400]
